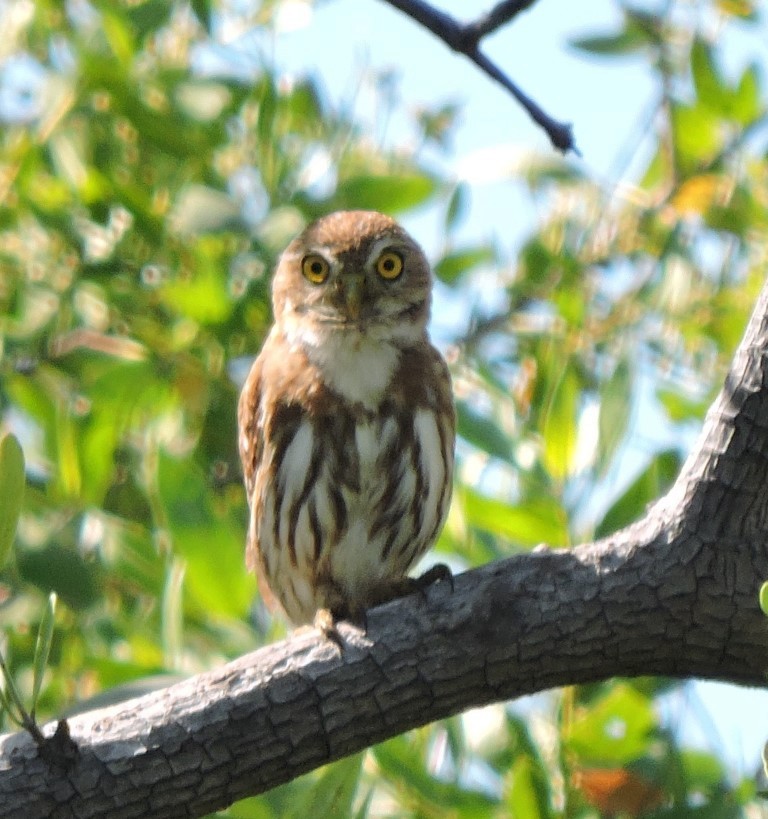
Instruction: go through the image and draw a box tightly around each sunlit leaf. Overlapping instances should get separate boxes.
[161,559,185,669]
[160,250,234,323]
[31,592,57,719]
[567,684,656,764]
[691,39,729,113]
[542,367,579,483]
[759,582,768,617]
[671,103,721,172]
[731,63,761,125]
[505,754,551,818]
[101,9,135,66]
[458,486,569,547]
[657,388,708,423]
[0,434,25,570]
[333,174,437,214]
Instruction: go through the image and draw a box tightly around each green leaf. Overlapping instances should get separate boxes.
[567,684,656,765]
[598,360,631,470]
[568,30,649,57]
[160,245,235,323]
[292,754,364,819]
[759,582,768,616]
[0,434,25,570]
[158,453,253,619]
[505,754,551,819]
[101,9,136,66]
[17,544,101,611]
[680,748,727,791]
[671,103,722,172]
[596,451,681,538]
[333,174,437,214]
[31,592,57,719]
[691,39,729,113]
[445,182,469,232]
[456,400,515,463]
[374,735,498,811]
[458,487,569,548]
[434,246,495,285]
[191,0,213,33]
[657,388,709,423]
[125,0,173,40]
[542,367,579,483]
[569,15,659,58]
[731,63,761,125]
[161,559,185,669]
[0,642,28,727]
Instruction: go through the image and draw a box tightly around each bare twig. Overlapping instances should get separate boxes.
[377,0,576,153]
[465,0,539,42]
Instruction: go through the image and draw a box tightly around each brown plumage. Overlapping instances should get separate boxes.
[238,210,455,626]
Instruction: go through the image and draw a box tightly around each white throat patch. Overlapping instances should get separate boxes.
[282,317,399,408]
[311,331,399,408]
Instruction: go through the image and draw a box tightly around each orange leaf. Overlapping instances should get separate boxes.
[573,767,665,817]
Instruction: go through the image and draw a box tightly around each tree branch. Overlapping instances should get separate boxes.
[377,0,576,153]
[3,262,768,815]
[466,1,539,41]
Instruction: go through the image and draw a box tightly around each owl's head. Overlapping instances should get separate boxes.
[271,210,432,346]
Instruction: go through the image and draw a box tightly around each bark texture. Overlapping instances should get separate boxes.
[2,283,768,817]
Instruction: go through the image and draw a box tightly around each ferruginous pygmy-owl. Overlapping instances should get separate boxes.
[238,210,455,628]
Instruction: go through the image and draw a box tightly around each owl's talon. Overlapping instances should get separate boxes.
[415,562,454,596]
[314,607,344,650]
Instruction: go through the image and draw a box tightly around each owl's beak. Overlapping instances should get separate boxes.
[341,274,365,321]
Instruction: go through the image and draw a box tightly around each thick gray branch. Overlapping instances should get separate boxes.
[3,273,768,817]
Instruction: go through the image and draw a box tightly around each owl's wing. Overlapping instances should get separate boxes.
[237,355,264,501]
[237,354,281,612]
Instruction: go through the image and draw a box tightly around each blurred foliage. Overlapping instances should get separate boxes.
[0,0,766,816]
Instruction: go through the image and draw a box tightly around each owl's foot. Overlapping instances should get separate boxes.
[414,562,454,596]
[313,607,345,650]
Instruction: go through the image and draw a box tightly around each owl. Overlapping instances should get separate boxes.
[238,210,455,630]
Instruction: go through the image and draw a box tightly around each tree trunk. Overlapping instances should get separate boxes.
[1,281,767,819]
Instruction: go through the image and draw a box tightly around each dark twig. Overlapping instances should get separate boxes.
[377,0,576,153]
[465,0,539,42]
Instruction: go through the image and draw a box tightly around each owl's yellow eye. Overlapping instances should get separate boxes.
[375,250,403,280]
[302,254,330,284]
